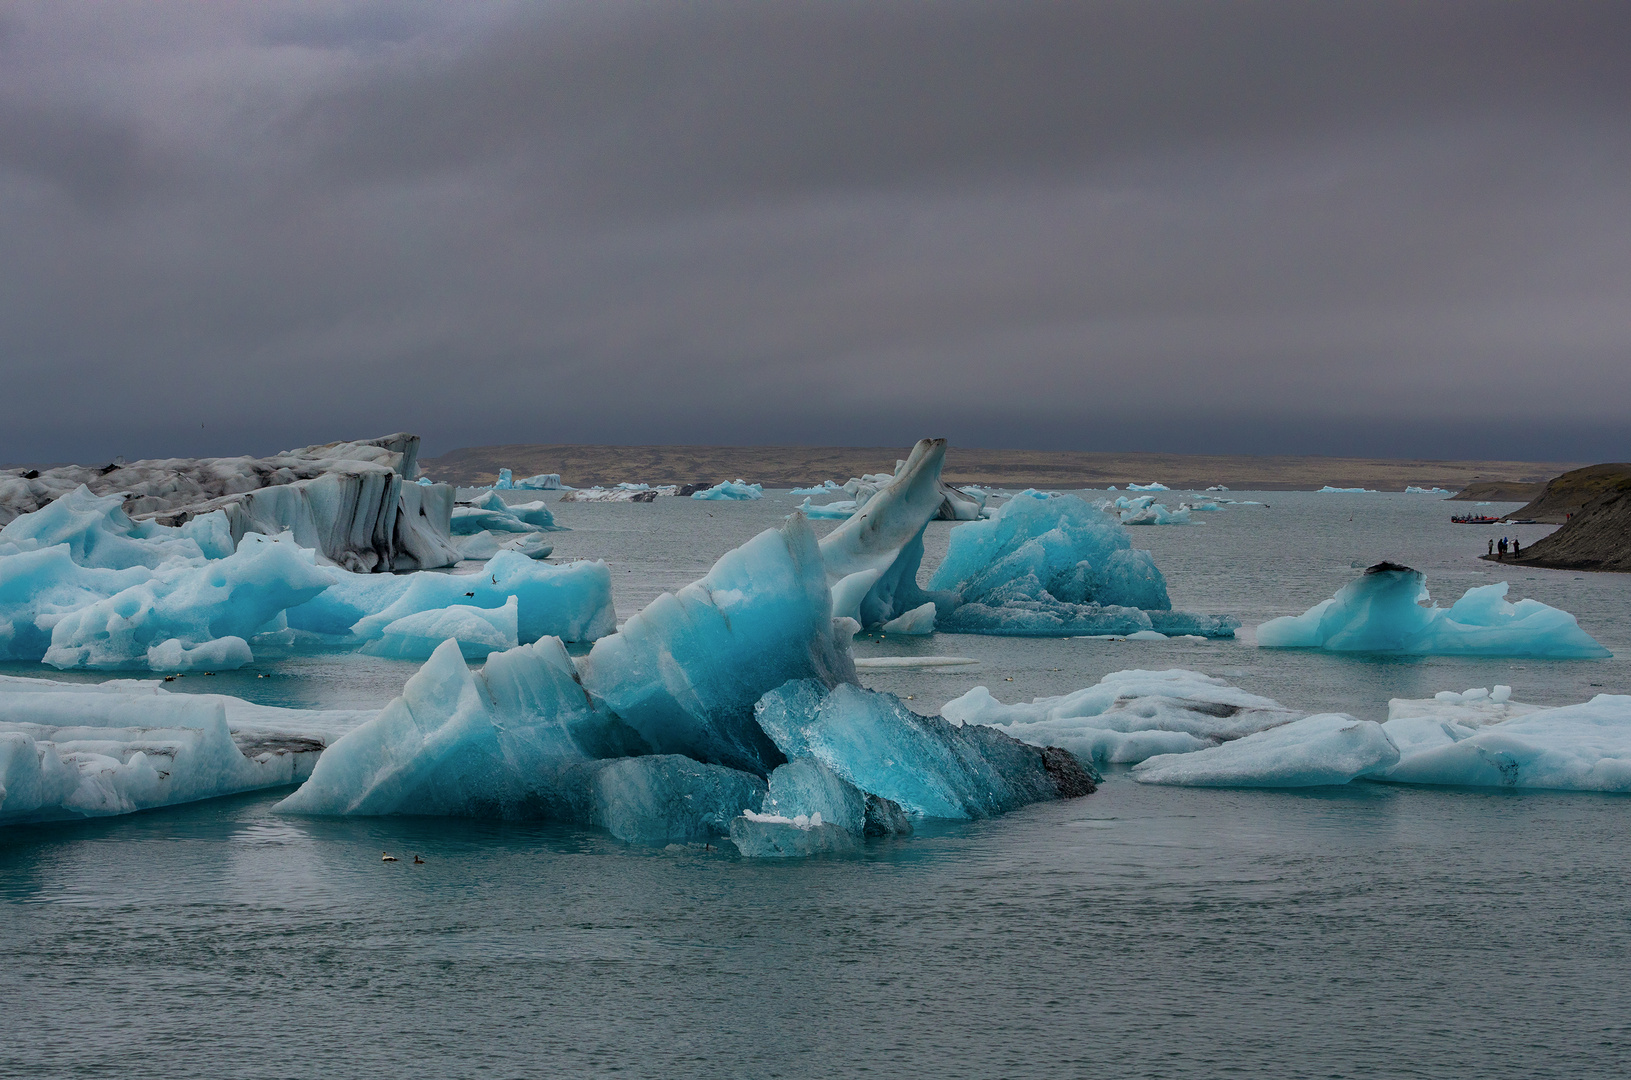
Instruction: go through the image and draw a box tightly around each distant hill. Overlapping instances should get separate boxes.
[1447,480,1547,503]
[416,443,1579,492]
[1495,467,1631,573]
[1504,463,1631,524]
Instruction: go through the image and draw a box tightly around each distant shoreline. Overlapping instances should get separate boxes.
[418,443,1580,492]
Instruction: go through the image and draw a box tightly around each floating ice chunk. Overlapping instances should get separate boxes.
[879,602,936,635]
[43,534,334,670]
[1120,502,1192,526]
[691,479,764,500]
[944,668,1301,765]
[729,810,861,857]
[349,551,614,645]
[790,481,844,495]
[1404,486,1452,495]
[1127,483,1169,491]
[361,596,520,660]
[755,680,1096,819]
[1255,563,1610,658]
[0,546,155,660]
[513,473,563,490]
[452,491,554,535]
[147,635,254,671]
[853,656,977,670]
[0,689,323,824]
[927,491,1238,638]
[1317,486,1375,493]
[797,497,859,520]
[559,486,667,502]
[1132,713,1399,787]
[583,755,765,843]
[1377,694,1631,792]
[1206,485,1229,492]
[580,515,854,774]
[279,637,639,817]
[493,468,514,489]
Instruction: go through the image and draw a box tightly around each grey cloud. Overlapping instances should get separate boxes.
[0,1,1627,465]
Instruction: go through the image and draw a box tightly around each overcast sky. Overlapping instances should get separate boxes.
[2,0,1628,464]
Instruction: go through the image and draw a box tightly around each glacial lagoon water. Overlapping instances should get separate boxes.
[4,490,1629,1078]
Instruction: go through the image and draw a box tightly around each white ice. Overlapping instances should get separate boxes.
[944,668,1301,765]
[361,596,520,659]
[1131,713,1400,787]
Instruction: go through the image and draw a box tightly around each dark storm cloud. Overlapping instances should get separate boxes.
[0,0,1628,464]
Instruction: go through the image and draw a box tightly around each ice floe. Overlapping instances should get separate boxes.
[1255,562,1610,658]
[0,674,368,824]
[944,669,1300,765]
[1132,713,1400,787]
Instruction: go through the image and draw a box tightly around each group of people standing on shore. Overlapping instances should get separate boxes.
[1489,537,1521,559]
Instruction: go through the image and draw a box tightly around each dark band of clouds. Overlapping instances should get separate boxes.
[1,1,1628,464]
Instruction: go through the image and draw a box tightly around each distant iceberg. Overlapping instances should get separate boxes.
[1404,486,1452,495]
[691,479,764,500]
[451,491,559,535]
[1126,482,1169,491]
[514,473,563,490]
[1318,486,1375,493]
[797,497,858,520]
[1256,562,1609,658]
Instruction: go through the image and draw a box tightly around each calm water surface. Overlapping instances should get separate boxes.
[3,489,1628,1078]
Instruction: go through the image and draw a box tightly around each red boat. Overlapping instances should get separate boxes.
[1451,513,1500,524]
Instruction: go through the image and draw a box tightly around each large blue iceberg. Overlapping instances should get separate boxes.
[1255,562,1610,658]
[927,491,1237,638]
[691,480,763,500]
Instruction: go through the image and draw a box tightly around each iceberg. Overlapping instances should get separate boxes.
[755,680,1097,820]
[451,491,559,534]
[943,668,1301,765]
[818,438,954,628]
[348,551,615,645]
[42,533,335,671]
[579,514,853,773]
[691,480,764,500]
[797,497,859,520]
[1255,562,1610,658]
[790,481,844,496]
[560,486,670,502]
[492,468,514,489]
[1404,486,1452,495]
[360,596,520,659]
[0,674,366,824]
[879,601,936,635]
[757,756,911,837]
[514,473,563,490]
[276,638,763,842]
[728,811,861,857]
[1132,713,1400,787]
[1318,485,1375,493]
[452,530,554,561]
[0,486,232,569]
[1126,482,1169,491]
[927,491,1238,638]
[1120,502,1192,526]
[1376,691,1631,792]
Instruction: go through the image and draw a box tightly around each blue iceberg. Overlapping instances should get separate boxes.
[1255,562,1610,658]
[451,491,559,535]
[579,514,852,773]
[927,491,1238,638]
[755,680,1097,820]
[691,480,763,500]
[360,596,520,659]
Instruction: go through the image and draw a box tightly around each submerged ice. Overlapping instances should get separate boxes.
[1256,562,1609,658]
